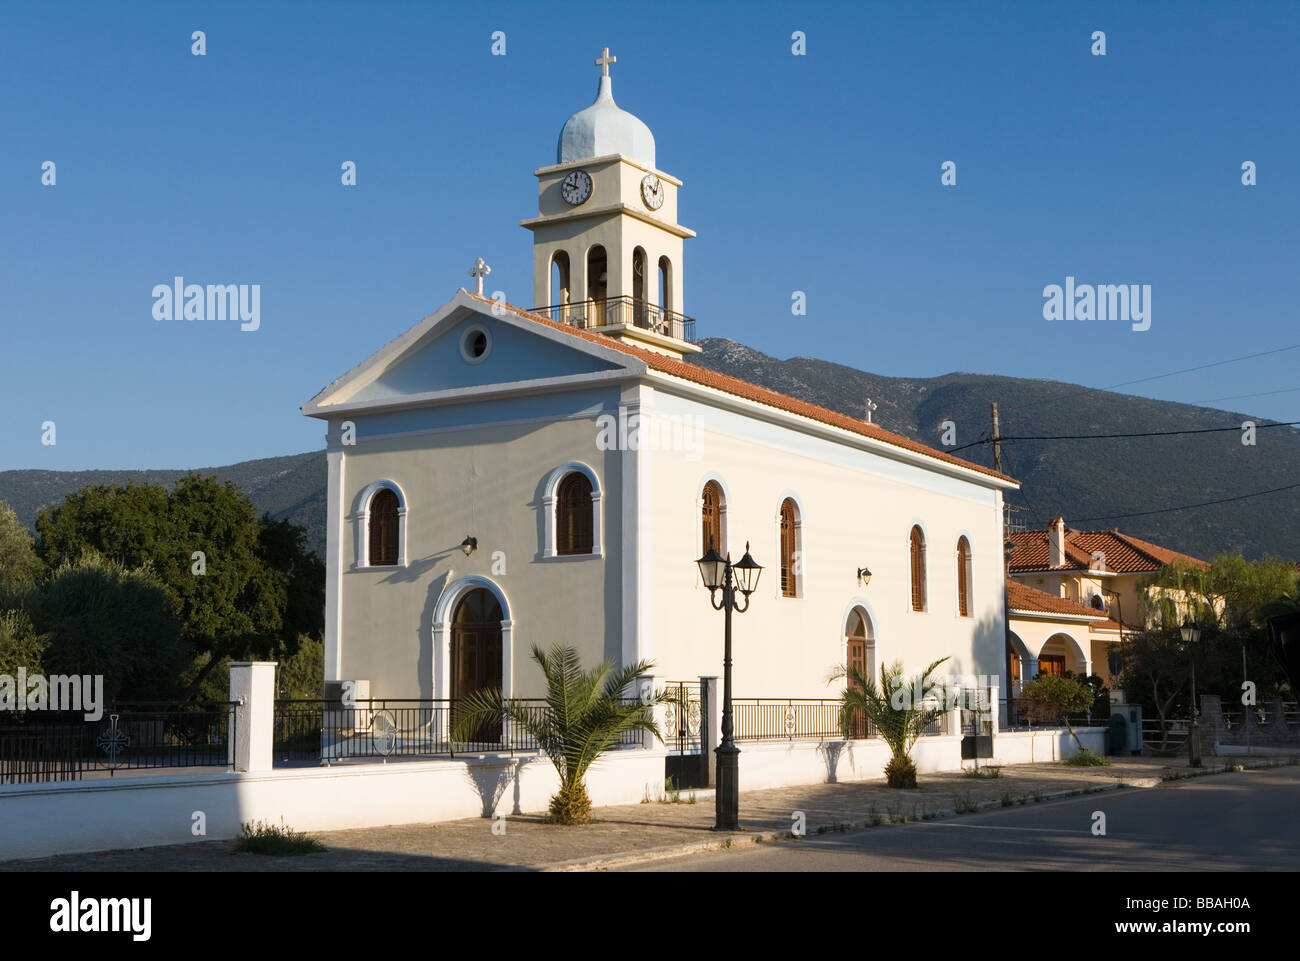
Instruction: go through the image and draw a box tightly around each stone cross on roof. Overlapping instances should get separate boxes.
[595,46,616,77]
[469,257,492,296]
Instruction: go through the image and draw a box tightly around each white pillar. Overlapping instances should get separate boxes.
[324,448,344,682]
[945,705,962,738]
[700,676,720,787]
[229,662,276,773]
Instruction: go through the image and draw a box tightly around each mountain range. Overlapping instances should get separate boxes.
[3,337,1296,563]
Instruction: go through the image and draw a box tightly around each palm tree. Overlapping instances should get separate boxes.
[451,643,669,824]
[830,657,950,788]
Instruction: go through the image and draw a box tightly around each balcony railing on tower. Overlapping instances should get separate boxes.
[532,296,696,344]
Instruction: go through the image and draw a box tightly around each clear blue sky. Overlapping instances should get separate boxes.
[3,0,1297,470]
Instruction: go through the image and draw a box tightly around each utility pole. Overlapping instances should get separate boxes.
[991,401,1003,474]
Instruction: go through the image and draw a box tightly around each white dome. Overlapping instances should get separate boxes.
[557,75,655,169]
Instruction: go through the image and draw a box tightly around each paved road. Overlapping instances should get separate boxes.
[628,767,1300,871]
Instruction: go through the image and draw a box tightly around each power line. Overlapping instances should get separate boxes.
[1070,481,1300,523]
[947,419,1300,454]
[1190,385,1300,405]
[1104,343,1300,390]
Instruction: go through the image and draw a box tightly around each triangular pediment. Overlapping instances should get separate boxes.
[303,290,645,416]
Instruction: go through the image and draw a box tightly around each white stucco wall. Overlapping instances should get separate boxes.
[642,387,1010,698]
[334,408,625,700]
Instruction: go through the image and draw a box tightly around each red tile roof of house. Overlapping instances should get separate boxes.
[468,292,1018,486]
[1007,581,1110,619]
[1007,525,1208,573]
[1089,616,1138,633]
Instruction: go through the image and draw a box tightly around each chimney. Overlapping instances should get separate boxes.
[1048,517,1066,568]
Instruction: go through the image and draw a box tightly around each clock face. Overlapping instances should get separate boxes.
[561,170,592,206]
[641,173,664,210]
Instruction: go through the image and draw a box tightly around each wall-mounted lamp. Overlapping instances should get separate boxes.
[857,567,872,586]
[461,536,478,556]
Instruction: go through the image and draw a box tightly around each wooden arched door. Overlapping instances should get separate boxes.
[846,608,875,739]
[451,588,504,743]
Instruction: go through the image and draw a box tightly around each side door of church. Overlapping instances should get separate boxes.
[451,623,503,744]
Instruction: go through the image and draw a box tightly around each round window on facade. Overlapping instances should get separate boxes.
[460,325,492,364]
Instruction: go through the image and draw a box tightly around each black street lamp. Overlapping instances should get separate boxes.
[696,540,762,831]
[1180,618,1202,768]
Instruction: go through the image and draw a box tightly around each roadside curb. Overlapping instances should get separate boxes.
[542,776,1146,872]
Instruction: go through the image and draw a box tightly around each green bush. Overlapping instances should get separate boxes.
[1064,749,1111,767]
[235,817,325,855]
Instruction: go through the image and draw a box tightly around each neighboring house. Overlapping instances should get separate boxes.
[301,53,1020,720]
[1006,581,1110,691]
[1006,516,1211,687]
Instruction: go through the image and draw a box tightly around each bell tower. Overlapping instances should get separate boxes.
[521,48,699,358]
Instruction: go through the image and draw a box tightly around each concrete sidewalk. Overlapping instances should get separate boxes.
[4,756,1290,872]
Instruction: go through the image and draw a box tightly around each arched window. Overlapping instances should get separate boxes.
[909,525,927,612]
[556,472,594,555]
[587,245,608,326]
[956,536,972,617]
[1090,593,1107,611]
[632,246,649,328]
[551,250,571,311]
[701,480,724,556]
[779,498,799,598]
[632,247,647,301]
[658,256,673,314]
[368,488,399,566]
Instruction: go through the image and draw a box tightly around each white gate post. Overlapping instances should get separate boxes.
[229,662,276,773]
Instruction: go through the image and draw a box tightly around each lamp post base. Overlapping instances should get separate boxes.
[1188,721,1202,768]
[714,742,740,831]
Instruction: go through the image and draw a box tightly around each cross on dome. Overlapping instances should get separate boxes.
[468,257,491,296]
[557,47,655,168]
[595,46,616,77]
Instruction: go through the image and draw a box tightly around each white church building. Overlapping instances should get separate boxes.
[302,50,1020,729]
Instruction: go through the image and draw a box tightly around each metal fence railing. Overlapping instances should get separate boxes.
[0,726,82,784]
[732,699,855,742]
[1141,718,1191,755]
[0,702,238,784]
[274,698,644,764]
[1220,703,1299,732]
[999,700,1112,733]
[531,296,697,344]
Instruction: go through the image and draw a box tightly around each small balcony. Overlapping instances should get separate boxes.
[531,296,697,344]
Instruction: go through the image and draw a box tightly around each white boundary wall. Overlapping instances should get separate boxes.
[0,749,665,863]
[0,728,1105,862]
[993,729,1106,765]
[736,728,1104,789]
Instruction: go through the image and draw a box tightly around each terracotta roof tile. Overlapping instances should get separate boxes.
[1007,581,1109,618]
[1007,525,1207,573]
[469,292,1017,486]
[1089,616,1139,633]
